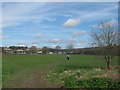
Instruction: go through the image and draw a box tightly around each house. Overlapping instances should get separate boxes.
[49,52,53,54]
[3,48,12,53]
[37,48,42,54]
[16,49,26,54]
[38,51,42,54]
[58,52,62,54]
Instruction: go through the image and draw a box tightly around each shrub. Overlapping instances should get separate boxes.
[77,77,120,88]
[75,72,84,76]
[62,76,120,88]
[62,75,79,88]
[54,68,68,74]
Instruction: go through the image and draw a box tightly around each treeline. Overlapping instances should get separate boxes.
[1,45,119,56]
[80,45,119,56]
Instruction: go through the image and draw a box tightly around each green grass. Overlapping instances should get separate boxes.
[2,54,63,87]
[2,54,119,88]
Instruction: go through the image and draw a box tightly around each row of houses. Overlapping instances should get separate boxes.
[0,46,84,55]
[1,45,119,55]
[1,46,42,54]
[0,46,67,54]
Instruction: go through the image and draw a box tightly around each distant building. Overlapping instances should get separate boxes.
[38,51,42,54]
[2,46,82,55]
[3,48,12,53]
[16,49,26,54]
[58,52,62,54]
[49,52,53,54]
[37,48,42,54]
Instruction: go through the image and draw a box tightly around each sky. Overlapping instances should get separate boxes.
[0,2,118,48]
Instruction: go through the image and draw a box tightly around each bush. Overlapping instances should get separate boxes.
[75,72,84,76]
[77,77,120,88]
[62,75,79,88]
[54,68,68,74]
[108,81,120,88]
[62,76,120,88]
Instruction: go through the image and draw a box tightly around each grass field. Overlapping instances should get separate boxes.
[2,54,119,88]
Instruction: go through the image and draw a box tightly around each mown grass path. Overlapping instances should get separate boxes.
[24,63,63,88]
[5,62,62,88]
[3,54,65,88]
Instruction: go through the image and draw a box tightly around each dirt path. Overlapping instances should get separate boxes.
[5,62,63,88]
[24,65,62,88]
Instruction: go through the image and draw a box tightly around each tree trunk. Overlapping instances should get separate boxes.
[105,56,111,70]
[107,61,110,70]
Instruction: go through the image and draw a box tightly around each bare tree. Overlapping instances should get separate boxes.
[90,21,118,69]
[55,45,61,54]
[29,46,38,54]
[42,46,50,54]
[66,44,74,54]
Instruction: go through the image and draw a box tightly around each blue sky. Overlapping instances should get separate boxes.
[1,2,118,48]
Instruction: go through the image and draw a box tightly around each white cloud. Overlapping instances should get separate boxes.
[76,42,82,47]
[68,4,117,23]
[63,14,72,17]
[46,38,62,43]
[91,25,98,28]
[104,19,118,25]
[51,44,57,48]
[17,41,28,46]
[45,18,56,22]
[0,30,11,39]
[2,2,56,28]
[44,38,76,44]
[30,44,38,47]
[0,30,2,36]
[17,41,25,45]
[2,2,117,28]
[3,35,11,39]
[63,18,80,27]
[31,40,41,44]
[66,38,76,43]
[34,33,43,38]
[72,31,86,37]
[91,19,118,29]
